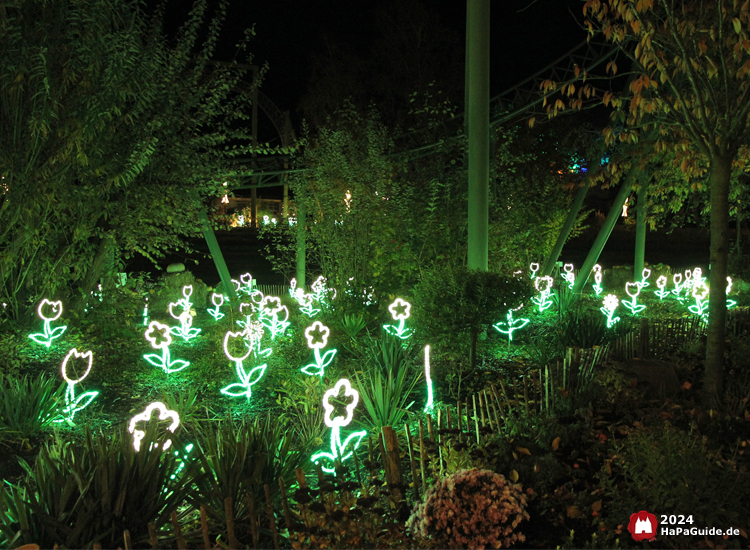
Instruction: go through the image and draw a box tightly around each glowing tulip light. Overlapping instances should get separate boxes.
[383,298,414,339]
[727,277,737,309]
[54,348,99,424]
[622,282,646,315]
[563,263,575,289]
[129,402,180,452]
[259,296,290,340]
[28,299,68,348]
[207,293,226,321]
[169,304,201,342]
[423,345,434,413]
[221,329,267,399]
[655,275,670,300]
[531,276,554,312]
[301,321,337,377]
[671,273,684,299]
[600,294,621,328]
[310,378,368,474]
[591,265,603,296]
[688,281,709,319]
[492,305,530,343]
[143,321,190,373]
[637,268,651,290]
[529,262,540,279]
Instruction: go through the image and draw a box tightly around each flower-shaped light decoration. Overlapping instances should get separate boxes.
[531,276,554,312]
[238,273,254,295]
[384,298,414,339]
[235,302,255,331]
[671,273,684,299]
[207,293,226,321]
[638,268,652,290]
[301,321,337,377]
[310,378,367,474]
[591,265,604,296]
[423,345,434,413]
[259,296,290,340]
[129,402,180,452]
[529,263,540,279]
[54,348,99,424]
[221,329,267,399]
[727,276,737,310]
[688,281,710,319]
[142,296,150,327]
[692,267,706,287]
[295,287,321,317]
[493,304,530,343]
[683,269,693,295]
[600,294,620,328]
[168,306,201,342]
[143,321,190,373]
[622,282,646,314]
[28,299,67,348]
[563,263,576,289]
[289,278,298,298]
[655,275,670,300]
[180,285,194,310]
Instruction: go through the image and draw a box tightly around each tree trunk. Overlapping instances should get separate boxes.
[71,233,116,317]
[704,153,733,407]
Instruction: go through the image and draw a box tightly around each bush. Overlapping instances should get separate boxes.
[0,372,64,441]
[407,468,529,549]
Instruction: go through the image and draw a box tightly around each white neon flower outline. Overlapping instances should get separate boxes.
[529,262,539,273]
[211,293,224,307]
[240,273,252,287]
[305,321,330,349]
[145,321,172,349]
[641,268,651,281]
[564,263,574,273]
[657,275,667,289]
[603,294,619,311]
[673,273,683,286]
[389,298,411,321]
[178,311,193,329]
[245,321,265,345]
[535,275,553,293]
[261,296,283,315]
[692,282,709,301]
[727,276,733,294]
[61,348,93,384]
[239,302,254,315]
[322,379,359,428]
[129,402,180,452]
[168,302,182,320]
[593,264,602,273]
[595,271,603,285]
[625,282,641,298]
[290,278,297,292]
[232,279,241,292]
[224,330,252,362]
[182,285,193,299]
[685,269,692,280]
[693,267,702,280]
[38,299,63,321]
[312,276,327,295]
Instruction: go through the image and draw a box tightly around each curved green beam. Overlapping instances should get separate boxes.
[634,185,647,281]
[541,181,590,277]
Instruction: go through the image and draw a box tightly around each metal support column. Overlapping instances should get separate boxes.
[199,207,239,306]
[541,181,590,277]
[634,185,647,280]
[296,205,306,288]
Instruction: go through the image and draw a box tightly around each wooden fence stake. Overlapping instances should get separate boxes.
[247,492,259,549]
[170,511,187,550]
[472,394,480,443]
[93,543,102,550]
[264,484,280,550]
[446,405,452,429]
[478,391,486,427]
[279,477,293,533]
[382,426,403,505]
[522,376,531,416]
[427,415,435,442]
[404,424,420,500]
[148,522,159,550]
[224,496,239,549]
[199,507,211,550]
[418,418,427,490]
[457,401,462,434]
[122,530,131,550]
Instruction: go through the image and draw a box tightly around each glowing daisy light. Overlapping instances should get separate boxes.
[301,321,337,377]
[600,294,620,328]
[28,299,67,348]
[310,378,368,474]
[207,293,226,321]
[531,276,554,312]
[259,296,290,340]
[591,265,603,296]
[688,281,709,319]
[622,282,646,314]
[655,275,669,300]
[54,348,99,424]
[129,402,180,452]
[221,329,267,399]
[727,276,737,310]
[383,298,414,339]
[143,321,190,373]
[492,304,530,343]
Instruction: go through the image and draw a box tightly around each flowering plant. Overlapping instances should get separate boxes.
[28,299,67,348]
[383,298,414,339]
[531,276,554,312]
[54,348,99,424]
[407,469,529,549]
[143,321,190,373]
[600,294,620,328]
[301,321,337,376]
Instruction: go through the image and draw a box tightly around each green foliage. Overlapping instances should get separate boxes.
[554,308,611,349]
[0,372,64,441]
[339,312,368,340]
[354,334,423,431]
[0,329,31,375]
[0,425,199,549]
[275,376,327,448]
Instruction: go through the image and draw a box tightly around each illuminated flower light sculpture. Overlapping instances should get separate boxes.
[655,275,670,300]
[301,321,337,377]
[424,345,434,413]
[600,294,621,328]
[622,282,646,315]
[178,285,194,311]
[54,348,99,424]
[289,278,298,299]
[688,281,709,319]
[692,267,706,288]
[637,268,651,290]
[129,402,180,452]
[29,299,68,348]
[236,302,255,330]
[310,378,368,474]
[239,273,254,295]
[296,289,321,317]
[529,263,540,279]
[168,303,201,342]
[727,277,737,310]
[563,263,576,289]
[221,329,267,399]
[384,298,414,340]
[312,276,336,304]
[683,269,693,296]
[207,293,226,321]
[143,321,190,373]
[671,273,684,299]
[492,304,530,343]
[259,296,290,340]
[243,320,272,359]
[591,264,604,296]
[531,276,554,313]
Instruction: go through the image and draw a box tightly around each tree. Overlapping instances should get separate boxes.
[539,0,750,405]
[0,0,266,323]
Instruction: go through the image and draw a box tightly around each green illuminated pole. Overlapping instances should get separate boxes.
[199,207,239,306]
[634,185,647,280]
[296,205,306,288]
[466,0,490,271]
[541,181,590,277]
[571,181,633,294]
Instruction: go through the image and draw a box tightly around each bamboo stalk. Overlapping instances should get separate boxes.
[405,424,420,500]
[247,492,259,549]
[497,379,511,417]
[427,415,435,442]
[446,405,452,429]
[491,384,507,421]
[489,393,501,429]
[480,391,489,430]
[457,401,462,433]
[200,507,210,550]
[264,484,280,550]
[170,511,187,550]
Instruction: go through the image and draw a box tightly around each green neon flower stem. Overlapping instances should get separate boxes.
[493,309,530,343]
[220,359,267,399]
[424,345,434,413]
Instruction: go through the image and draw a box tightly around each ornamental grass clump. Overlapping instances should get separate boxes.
[407,468,529,549]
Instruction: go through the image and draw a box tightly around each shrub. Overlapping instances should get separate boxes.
[0,372,64,441]
[407,468,529,549]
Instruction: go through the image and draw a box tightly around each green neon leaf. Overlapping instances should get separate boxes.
[221,383,251,397]
[244,364,267,386]
[310,451,336,470]
[301,363,324,376]
[186,328,201,339]
[166,359,190,373]
[319,349,337,368]
[143,353,166,368]
[72,390,99,410]
[259,347,273,358]
[338,430,367,458]
[28,333,51,345]
[383,324,398,336]
[49,326,67,338]
[169,326,183,337]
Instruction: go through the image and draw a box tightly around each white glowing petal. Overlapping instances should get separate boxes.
[322,379,359,428]
[61,348,93,384]
[129,402,180,452]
